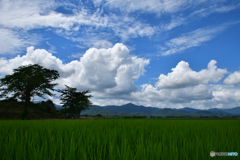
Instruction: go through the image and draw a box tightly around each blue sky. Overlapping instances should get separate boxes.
[0,0,240,109]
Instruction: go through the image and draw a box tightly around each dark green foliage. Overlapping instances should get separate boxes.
[0,97,18,102]
[41,99,56,111]
[95,114,102,117]
[0,64,60,108]
[58,85,92,118]
[0,101,65,119]
[19,109,29,120]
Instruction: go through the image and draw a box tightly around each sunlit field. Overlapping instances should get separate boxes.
[0,119,239,160]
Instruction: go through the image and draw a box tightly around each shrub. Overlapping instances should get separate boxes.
[19,109,30,120]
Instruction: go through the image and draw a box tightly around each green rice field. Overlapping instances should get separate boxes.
[0,119,239,160]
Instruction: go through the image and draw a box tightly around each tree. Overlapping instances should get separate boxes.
[41,99,56,111]
[59,85,92,118]
[0,64,60,109]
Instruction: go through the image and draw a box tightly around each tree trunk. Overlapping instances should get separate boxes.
[24,102,28,109]
[24,91,31,109]
[79,111,81,118]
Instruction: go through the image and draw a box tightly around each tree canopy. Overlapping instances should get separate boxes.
[0,64,60,108]
[59,85,92,118]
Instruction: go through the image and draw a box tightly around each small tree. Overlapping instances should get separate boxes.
[59,85,92,118]
[41,99,56,111]
[0,64,60,109]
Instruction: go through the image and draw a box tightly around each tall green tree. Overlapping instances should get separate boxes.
[59,85,92,118]
[0,64,60,109]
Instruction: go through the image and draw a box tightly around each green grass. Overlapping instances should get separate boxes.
[0,119,239,160]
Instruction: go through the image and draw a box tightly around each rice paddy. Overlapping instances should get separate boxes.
[0,119,239,160]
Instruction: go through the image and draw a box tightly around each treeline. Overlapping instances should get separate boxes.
[81,114,240,119]
[0,64,92,119]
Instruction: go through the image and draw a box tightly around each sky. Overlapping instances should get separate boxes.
[0,0,240,109]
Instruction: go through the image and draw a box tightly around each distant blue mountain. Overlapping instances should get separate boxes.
[153,108,190,117]
[207,108,231,115]
[194,110,216,116]
[103,103,159,114]
[176,107,200,113]
[34,101,240,117]
[82,104,240,117]
[221,107,240,115]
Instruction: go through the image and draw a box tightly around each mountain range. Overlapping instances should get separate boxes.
[56,103,240,117]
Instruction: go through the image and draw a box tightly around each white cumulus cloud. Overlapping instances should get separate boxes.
[224,71,240,86]
[155,60,227,89]
[131,84,213,103]
[210,85,240,108]
[0,46,75,77]
[0,43,149,98]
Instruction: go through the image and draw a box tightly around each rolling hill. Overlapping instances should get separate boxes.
[1,100,240,119]
[80,103,240,117]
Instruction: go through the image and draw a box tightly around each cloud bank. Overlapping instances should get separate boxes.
[0,43,149,98]
[1,43,239,109]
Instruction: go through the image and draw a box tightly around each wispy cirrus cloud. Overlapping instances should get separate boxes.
[0,0,108,30]
[0,0,158,53]
[0,28,40,54]
[160,1,240,32]
[104,0,240,16]
[0,0,239,55]
[105,0,197,15]
[160,22,238,55]
[189,3,240,18]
